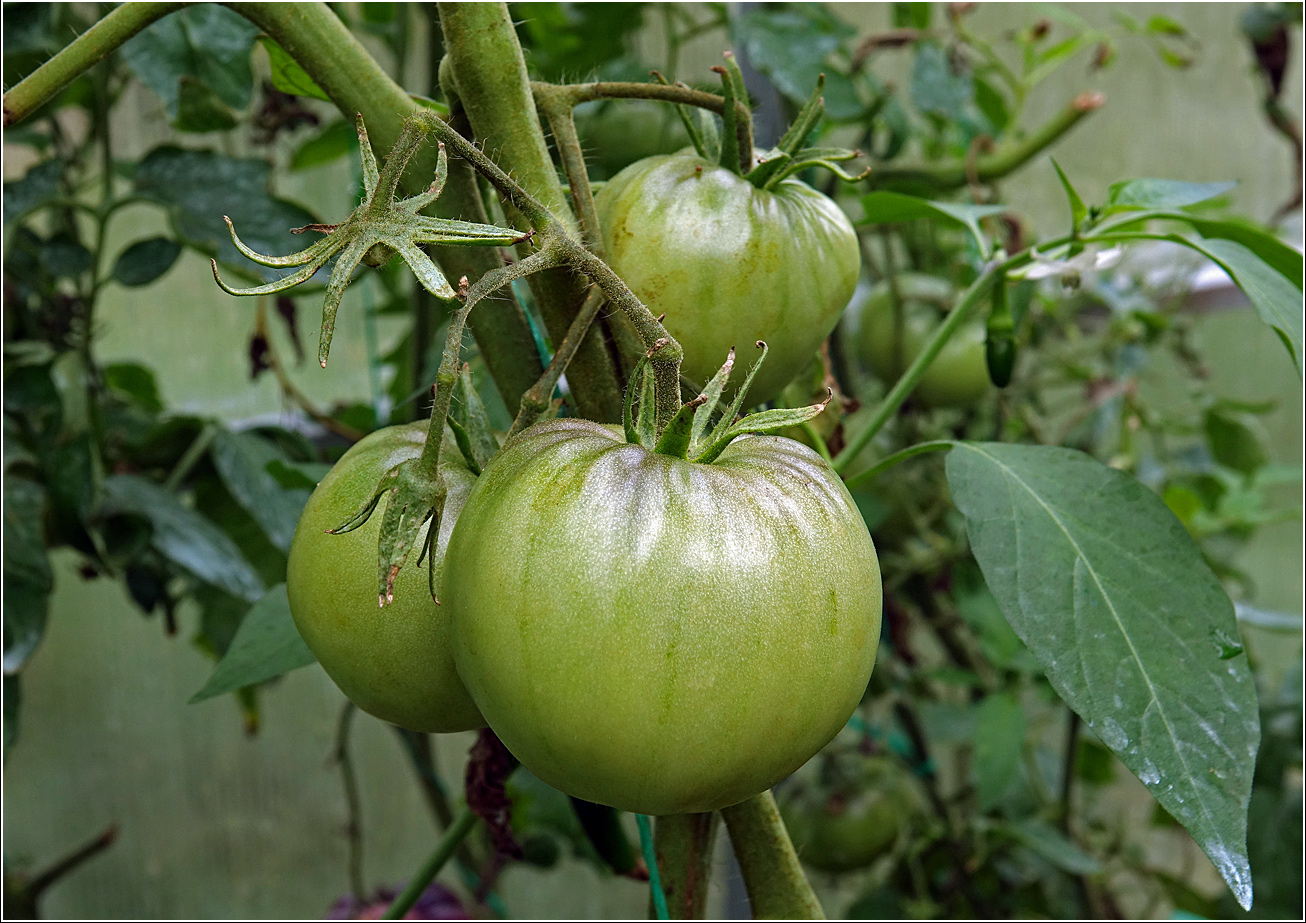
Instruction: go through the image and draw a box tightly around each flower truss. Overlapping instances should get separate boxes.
[211,115,529,366]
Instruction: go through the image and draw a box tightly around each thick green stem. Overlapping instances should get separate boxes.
[653,813,718,919]
[4,1,543,410]
[382,807,478,920]
[2,2,185,126]
[438,1,622,423]
[869,92,1105,190]
[720,793,824,920]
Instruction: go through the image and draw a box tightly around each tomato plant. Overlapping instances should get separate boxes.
[286,422,484,734]
[3,3,1301,921]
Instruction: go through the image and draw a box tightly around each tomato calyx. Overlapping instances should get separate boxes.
[210,114,527,367]
[624,341,834,464]
[745,75,871,191]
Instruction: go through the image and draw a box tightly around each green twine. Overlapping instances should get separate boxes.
[635,814,669,920]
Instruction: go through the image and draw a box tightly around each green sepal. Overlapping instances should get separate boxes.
[636,359,658,447]
[691,347,737,447]
[707,341,770,448]
[715,58,742,176]
[776,74,826,157]
[693,394,833,466]
[653,71,709,161]
[623,354,651,445]
[761,147,869,191]
[985,276,1016,388]
[1051,157,1088,231]
[653,396,710,459]
[451,364,498,471]
[446,417,482,476]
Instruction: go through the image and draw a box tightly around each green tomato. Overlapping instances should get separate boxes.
[856,274,990,409]
[595,152,861,404]
[286,422,484,733]
[780,757,925,873]
[443,419,882,815]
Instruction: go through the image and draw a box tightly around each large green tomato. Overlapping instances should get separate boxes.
[780,757,926,873]
[443,420,882,815]
[595,152,861,404]
[287,423,484,733]
[856,274,990,409]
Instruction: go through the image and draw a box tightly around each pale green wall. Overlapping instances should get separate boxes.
[4,4,1301,918]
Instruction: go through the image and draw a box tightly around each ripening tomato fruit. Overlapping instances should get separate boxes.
[856,274,990,409]
[443,419,882,815]
[287,423,484,733]
[595,152,861,404]
[780,757,927,873]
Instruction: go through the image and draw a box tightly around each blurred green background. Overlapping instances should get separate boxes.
[2,2,1301,918]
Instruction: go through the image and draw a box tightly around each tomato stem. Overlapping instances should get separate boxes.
[720,792,825,919]
[381,807,478,920]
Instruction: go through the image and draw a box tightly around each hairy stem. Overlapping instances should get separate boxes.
[869,92,1106,190]
[720,792,824,919]
[438,1,622,422]
[508,286,605,438]
[382,807,478,920]
[653,813,718,919]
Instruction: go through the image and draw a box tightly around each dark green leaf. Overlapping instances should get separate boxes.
[735,9,855,114]
[954,563,1035,670]
[515,2,648,82]
[257,36,329,101]
[36,233,93,279]
[290,118,359,171]
[2,160,60,224]
[171,76,239,132]
[974,692,1026,810]
[112,237,182,287]
[190,583,315,702]
[210,430,310,554]
[44,432,99,521]
[134,146,320,282]
[911,41,972,120]
[1074,738,1116,785]
[861,191,1006,256]
[3,477,52,674]
[892,3,932,29]
[101,362,163,417]
[1105,178,1237,211]
[945,443,1259,909]
[973,76,1010,134]
[1108,212,1302,290]
[101,474,265,602]
[265,458,330,490]
[1204,407,1269,476]
[1004,819,1102,875]
[121,4,259,117]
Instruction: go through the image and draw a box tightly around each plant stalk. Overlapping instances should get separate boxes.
[382,807,478,920]
[720,792,824,919]
[653,813,719,919]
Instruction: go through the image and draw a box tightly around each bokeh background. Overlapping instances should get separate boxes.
[2,2,1302,918]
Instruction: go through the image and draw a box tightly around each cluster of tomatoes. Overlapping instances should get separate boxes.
[286,147,969,827]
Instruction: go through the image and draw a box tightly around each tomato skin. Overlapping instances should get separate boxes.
[780,758,926,873]
[286,423,484,733]
[596,152,861,404]
[855,274,990,409]
[444,419,882,815]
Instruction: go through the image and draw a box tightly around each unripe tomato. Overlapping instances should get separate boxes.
[287,423,484,733]
[780,757,926,873]
[855,274,990,409]
[443,419,882,815]
[595,152,861,404]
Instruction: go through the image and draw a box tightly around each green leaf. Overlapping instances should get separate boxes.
[101,474,265,602]
[1004,819,1102,875]
[973,76,1010,134]
[734,9,861,117]
[1050,157,1087,228]
[171,76,238,133]
[265,458,330,490]
[1105,178,1237,212]
[189,584,316,703]
[112,237,181,287]
[209,430,310,554]
[258,36,329,101]
[1204,406,1269,476]
[945,443,1259,910]
[1103,212,1303,290]
[290,118,360,171]
[134,147,320,283]
[861,191,1007,257]
[911,40,973,120]
[1,159,60,224]
[451,366,498,472]
[121,4,258,118]
[974,692,1026,810]
[692,401,830,465]
[103,363,164,413]
[3,477,52,675]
